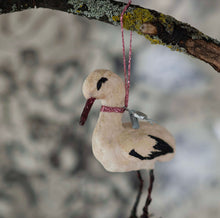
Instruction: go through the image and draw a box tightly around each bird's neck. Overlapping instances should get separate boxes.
[101,97,124,107]
[96,97,124,132]
[97,112,124,130]
[93,96,125,136]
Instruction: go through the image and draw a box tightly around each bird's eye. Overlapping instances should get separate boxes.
[97,77,108,90]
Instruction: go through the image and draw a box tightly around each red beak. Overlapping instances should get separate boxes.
[79,97,96,125]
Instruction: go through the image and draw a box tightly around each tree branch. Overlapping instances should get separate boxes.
[0,0,220,72]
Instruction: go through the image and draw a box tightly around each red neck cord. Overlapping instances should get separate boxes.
[101,0,132,113]
[100,105,126,113]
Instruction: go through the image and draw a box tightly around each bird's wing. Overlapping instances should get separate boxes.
[129,135,174,160]
[119,129,156,156]
[119,129,174,160]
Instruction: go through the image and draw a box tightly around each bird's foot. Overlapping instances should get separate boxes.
[140,212,154,218]
[129,214,138,218]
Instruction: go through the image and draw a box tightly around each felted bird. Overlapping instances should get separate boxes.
[79,69,175,217]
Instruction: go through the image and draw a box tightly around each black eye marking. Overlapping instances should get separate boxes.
[97,77,108,90]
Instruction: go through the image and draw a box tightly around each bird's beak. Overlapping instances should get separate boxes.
[79,97,96,125]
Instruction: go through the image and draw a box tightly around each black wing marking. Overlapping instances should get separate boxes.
[129,135,174,161]
[147,135,174,159]
[129,149,146,160]
[97,77,108,90]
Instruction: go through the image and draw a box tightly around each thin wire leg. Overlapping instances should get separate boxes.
[141,170,155,218]
[130,171,144,218]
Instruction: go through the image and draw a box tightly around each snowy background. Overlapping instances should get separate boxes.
[0,0,220,218]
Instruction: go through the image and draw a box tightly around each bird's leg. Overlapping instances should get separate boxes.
[141,170,155,218]
[130,171,144,218]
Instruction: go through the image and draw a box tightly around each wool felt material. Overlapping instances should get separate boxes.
[80,69,175,172]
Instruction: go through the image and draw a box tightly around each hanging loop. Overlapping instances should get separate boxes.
[120,0,132,108]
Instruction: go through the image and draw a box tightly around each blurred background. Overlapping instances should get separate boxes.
[0,0,219,217]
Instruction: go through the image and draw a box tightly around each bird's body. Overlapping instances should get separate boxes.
[80,69,175,172]
[93,112,175,172]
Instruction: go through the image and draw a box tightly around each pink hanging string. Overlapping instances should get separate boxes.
[120,0,132,108]
[100,0,132,114]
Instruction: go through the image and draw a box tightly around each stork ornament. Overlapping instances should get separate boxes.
[80,69,176,217]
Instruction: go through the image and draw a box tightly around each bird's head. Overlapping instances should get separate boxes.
[80,69,125,125]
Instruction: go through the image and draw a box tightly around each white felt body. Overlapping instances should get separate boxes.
[82,69,176,172]
[92,112,175,172]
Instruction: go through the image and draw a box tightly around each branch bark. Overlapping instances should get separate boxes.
[0,0,220,72]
